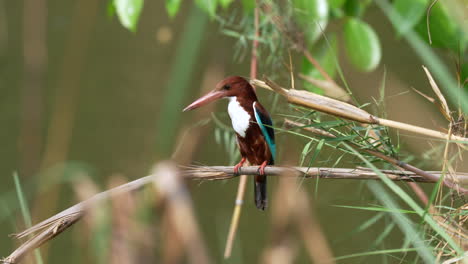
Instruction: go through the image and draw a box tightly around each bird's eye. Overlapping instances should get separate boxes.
[223,84,231,90]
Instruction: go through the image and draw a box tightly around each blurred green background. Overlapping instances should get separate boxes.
[1,0,467,263]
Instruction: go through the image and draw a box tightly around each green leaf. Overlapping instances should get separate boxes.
[343,0,371,17]
[195,0,217,17]
[292,0,329,44]
[344,18,382,72]
[14,172,44,264]
[301,33,338,93]
[415,1,466,52]
[218,0,233,9]
[166,0,182,18]
[300,140,313,166]
[329,0,345,9]
[462,63,468,90]
[114,0,144,32]
[107,0,116,18]
[393,0,428,35]
[333,205,416,214]
[241,0,255,12]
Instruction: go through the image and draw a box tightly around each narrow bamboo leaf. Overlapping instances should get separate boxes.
[166,0,182,18]
[325,135,357,142]
[354,212,385,233]
[223,130,230,151]
[302,120,344,128]
[309,139,325,197]
[300,140,313,166]
[344,18,382,72]
[344,143,463,255]
[333,205,416,214]
[371,222,395,247]
[335,248,418,261]
[462,63,468,91]
[114,0,144,32]
[367,181,435,263]
[214,128,221,145]
[393,0,428,35]
[14,173,44,264]
[309,139,325,166]
[292,0,329,44]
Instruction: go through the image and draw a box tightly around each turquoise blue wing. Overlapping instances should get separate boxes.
[253,102,276,163]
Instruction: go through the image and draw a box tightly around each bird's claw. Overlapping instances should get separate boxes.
[233,164,242,176]
[233,158,246,176]
[258,161,268,176]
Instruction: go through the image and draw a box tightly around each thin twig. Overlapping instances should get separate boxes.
[284,119,468,195]
[426,0,439,45]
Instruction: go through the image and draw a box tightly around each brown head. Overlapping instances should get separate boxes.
[183,76,257,111]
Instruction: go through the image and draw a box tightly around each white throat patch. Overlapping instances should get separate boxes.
[227,97,250,137]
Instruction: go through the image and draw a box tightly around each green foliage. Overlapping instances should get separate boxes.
[292,0,329,44]
[241,0,255,12]
[218,0,234,9]
[377,0,468,113]
[329,0,345,9]
[344,18,382,72]
[343,0,371,17]
[113,0,144,32]
[393,0,428,35]
[113,0,467,83]
[415,1,467,53]
[195,0,218,17]
[462,62,468,91]
[301,33,338,92]
[166,0,182,18]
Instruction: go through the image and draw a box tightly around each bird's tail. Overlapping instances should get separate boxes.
[254,175,267,210]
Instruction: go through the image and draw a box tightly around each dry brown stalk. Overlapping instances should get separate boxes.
[184,165,468,184]
[4,162,467,263]
[298,73,351,102]
[223,173,248,259]
[3,162,211,264]
[250,78,468,143]
[152,162,212,264]
[262,168,335,264]
[108,176,137,264]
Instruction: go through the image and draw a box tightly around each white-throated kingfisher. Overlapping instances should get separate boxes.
[183,76,275,210]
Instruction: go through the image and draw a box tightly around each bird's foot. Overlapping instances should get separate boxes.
[233,157,246,175]
[258,161,268,176]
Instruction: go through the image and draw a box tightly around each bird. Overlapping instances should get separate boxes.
[183,76,275,210]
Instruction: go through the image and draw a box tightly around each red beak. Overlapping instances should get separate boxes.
[183,90,225,112]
